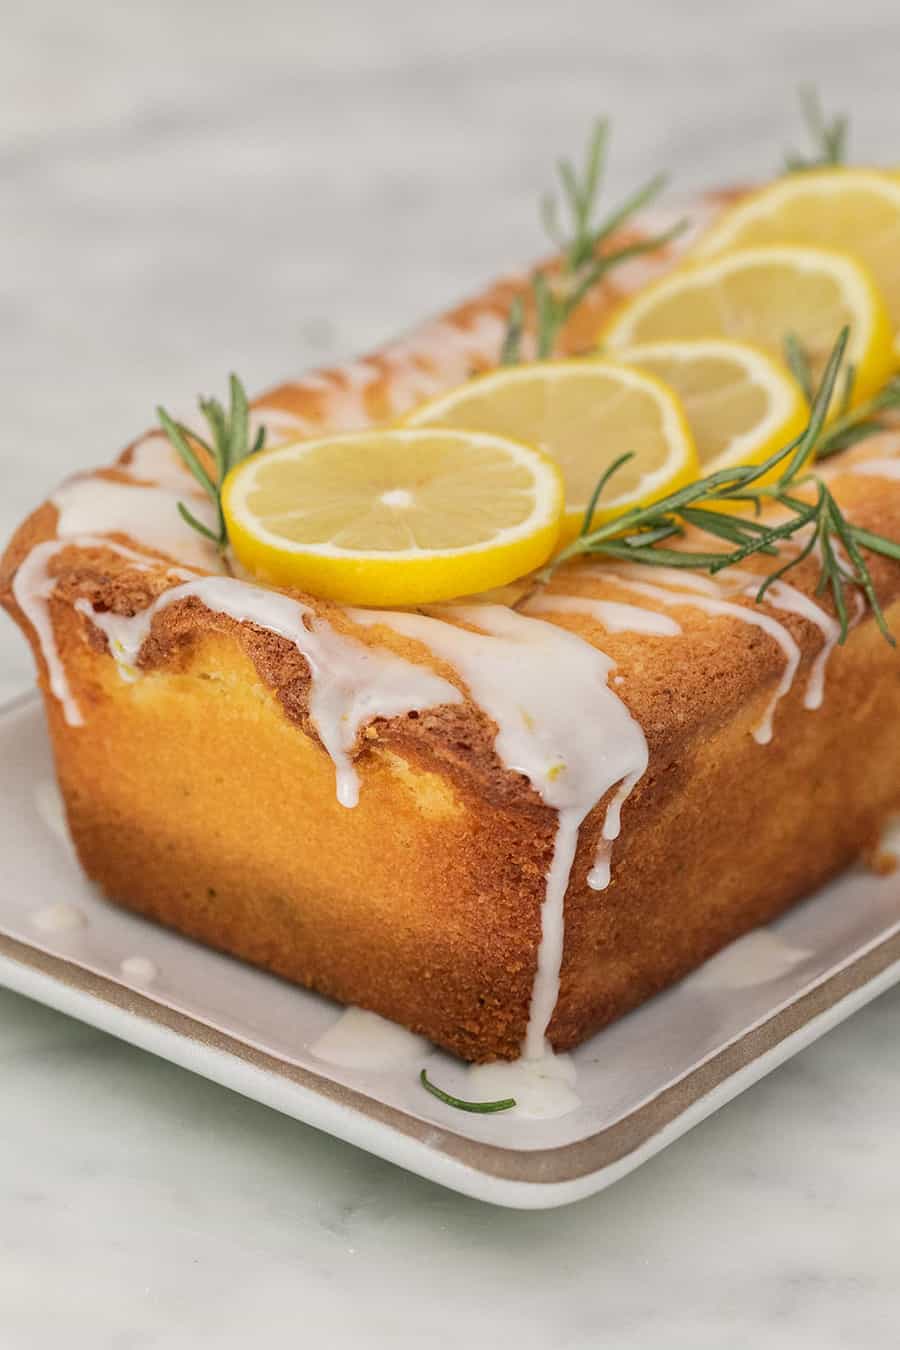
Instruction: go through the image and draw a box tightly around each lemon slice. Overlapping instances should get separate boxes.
[600,245,896,403]
[694,169,900,334]
[404,359,699,538]
[612,339,808,473]
[222,428,564,605]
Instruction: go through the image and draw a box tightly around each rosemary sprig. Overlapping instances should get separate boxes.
[814,374,900,458]
[419,1068,516,1114]
[785,85,849,171]
[783,330,900,458]
[545,328,900,645]
[501,119,686,364]
[158,374,265,553]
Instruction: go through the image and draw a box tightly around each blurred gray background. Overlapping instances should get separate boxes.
[3,5,900,1346]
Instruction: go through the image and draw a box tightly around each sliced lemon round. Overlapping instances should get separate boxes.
[599,245,896,403]
[694,169,900,333]
[612,338,808,473]
[404,359,699,538]
[221,428,564,605]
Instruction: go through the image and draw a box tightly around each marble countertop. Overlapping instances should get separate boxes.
[3,1,900,1343]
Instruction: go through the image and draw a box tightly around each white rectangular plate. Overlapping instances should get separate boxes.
[2,690,900,1208]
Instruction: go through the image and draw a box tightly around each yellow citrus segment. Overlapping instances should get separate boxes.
[612,338,808,473]
[694,168,900,333]
[404,359,699,538]
[599,245,896,403]
[221,429,565,605]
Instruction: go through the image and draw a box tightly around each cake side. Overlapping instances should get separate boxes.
[20,563,900,1060]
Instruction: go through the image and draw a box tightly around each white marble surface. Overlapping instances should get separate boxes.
[3,0,900,1343]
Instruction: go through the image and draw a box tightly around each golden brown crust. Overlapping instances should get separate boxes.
[29,584,900,1060]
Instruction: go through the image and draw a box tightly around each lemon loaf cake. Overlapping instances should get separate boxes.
[4,181,900,1065]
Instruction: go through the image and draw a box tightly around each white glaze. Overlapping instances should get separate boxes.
[588,839,612,891]
[743,577,840,710]
[30,903,87,934]
[609,562,730,596]
[596,571,800,744]
[466,1051,581,1120]
[350,603,648,1060]
[79,576,462,808]
[525,592,682,636]
[52,476,219,571]
[12,541,88,725]
[692,564,842,710]
[249,405,317,445]
[610,561,840,710]
[13,533,196,726]
[310,1007,430,1070]
[121,434,195,491]
[119,956,158,984]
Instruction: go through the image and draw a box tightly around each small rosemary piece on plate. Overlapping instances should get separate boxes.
[419,1068,516,1114]
[785,85,849,171]
[546,328,900,645]
[501,119,686,364]
[158,374,265,553]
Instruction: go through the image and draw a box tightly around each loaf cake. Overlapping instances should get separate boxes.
[4,184,900,1065]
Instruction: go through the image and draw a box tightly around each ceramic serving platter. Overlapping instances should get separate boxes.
[2,689,900,1209]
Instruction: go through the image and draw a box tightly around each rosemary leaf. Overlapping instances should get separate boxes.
[157,408,217,500]
[158,373,265,554]
[849,525,900,564]
[839,362,857,416]
[827,491,895,645]
[500,295,525,365]
[228,373,251,474]
[785,85,849,172]
[579,450,634,535]
[177,500,220,543]
[784,333,814,404]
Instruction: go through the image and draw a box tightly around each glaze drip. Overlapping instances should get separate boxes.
[592,571,801,744]
[350,603,649,1058]
[525,592,682,636]
[79,576,463,808]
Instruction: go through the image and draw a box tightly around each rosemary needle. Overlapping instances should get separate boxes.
[419,1068,516,1114]
[158,373,265,554]
[784,332,814,405]
[785,84,849,172]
